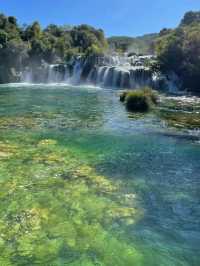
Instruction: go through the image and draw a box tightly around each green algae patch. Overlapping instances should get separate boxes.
[0,142,18,160]
[37,139,58,147]
[0,151,12,158]
[0,116,38,130]
[158,96,200,129]
[159,110,200,129]
[0,136,142,265]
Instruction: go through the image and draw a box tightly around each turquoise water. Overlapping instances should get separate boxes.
[0,84,199,266]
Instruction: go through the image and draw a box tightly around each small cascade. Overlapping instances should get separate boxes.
[21,68,33,83]
[47,65,59,83]
[96,66,107,85]
[21,64,70,84]
[70,59,83,84]
[47,64,68,83]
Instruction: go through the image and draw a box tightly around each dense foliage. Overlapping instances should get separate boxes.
[156,11,200,94]
[0,13,108,83]
[108,34,157,55]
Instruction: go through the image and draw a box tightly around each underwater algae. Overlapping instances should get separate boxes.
[0,134,142,266]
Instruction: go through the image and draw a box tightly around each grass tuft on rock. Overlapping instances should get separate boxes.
[120,87,158,112]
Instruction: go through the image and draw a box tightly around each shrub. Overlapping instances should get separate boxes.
[120,87,158,112]
[125,91,151,112]
[119,91,127,102]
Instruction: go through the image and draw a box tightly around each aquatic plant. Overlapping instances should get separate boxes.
[0,135,142,265]
[119,91,127,102]
[158,96,200,129]
[120,87,158,112]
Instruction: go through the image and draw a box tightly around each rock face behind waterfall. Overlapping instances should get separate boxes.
[20,54,165,90]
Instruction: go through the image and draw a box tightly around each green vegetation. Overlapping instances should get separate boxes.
[156,11,200,94]
[159,110,200,129]
[121,87,200,128]
[0,13,108,83]
[158,96,200,129]
[120,87,158,112]
[0,133,142,265]
[1,10,200,94]
[108,34,158,54]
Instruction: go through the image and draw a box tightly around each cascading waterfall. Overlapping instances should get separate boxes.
[48,65,59,83]
[21,68,34,83]
[70,58,83,84]
[47,64,70,83]
[48,65,58,83]
[20,54,164,89]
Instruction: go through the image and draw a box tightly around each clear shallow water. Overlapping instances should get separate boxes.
[0,84,199,266]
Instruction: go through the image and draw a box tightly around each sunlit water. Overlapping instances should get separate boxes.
[0,84,199,266]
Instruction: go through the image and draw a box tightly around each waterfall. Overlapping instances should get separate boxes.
[70,59,83,84]
[20,54,164,90]
[48,65,58,83]
[92,65,153,89]
[96,66,106,85]
[47,64,68,83]
[63,66,70,82]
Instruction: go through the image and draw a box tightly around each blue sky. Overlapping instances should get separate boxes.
[0,0,199,37]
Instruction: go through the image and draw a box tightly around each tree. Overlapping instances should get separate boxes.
[180,11,200,26]
[0,13,109,83]
[156,11,200,93]
[23,21,42,41]
[0,30,7,46]
[8,16,17,26]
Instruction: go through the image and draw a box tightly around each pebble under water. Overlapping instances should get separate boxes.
[0,84,199,266]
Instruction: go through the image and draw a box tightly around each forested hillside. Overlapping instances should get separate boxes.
[0,10,200,93]
[156,11,200,93]
[0,13,108,83]
[107,33,158,54]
